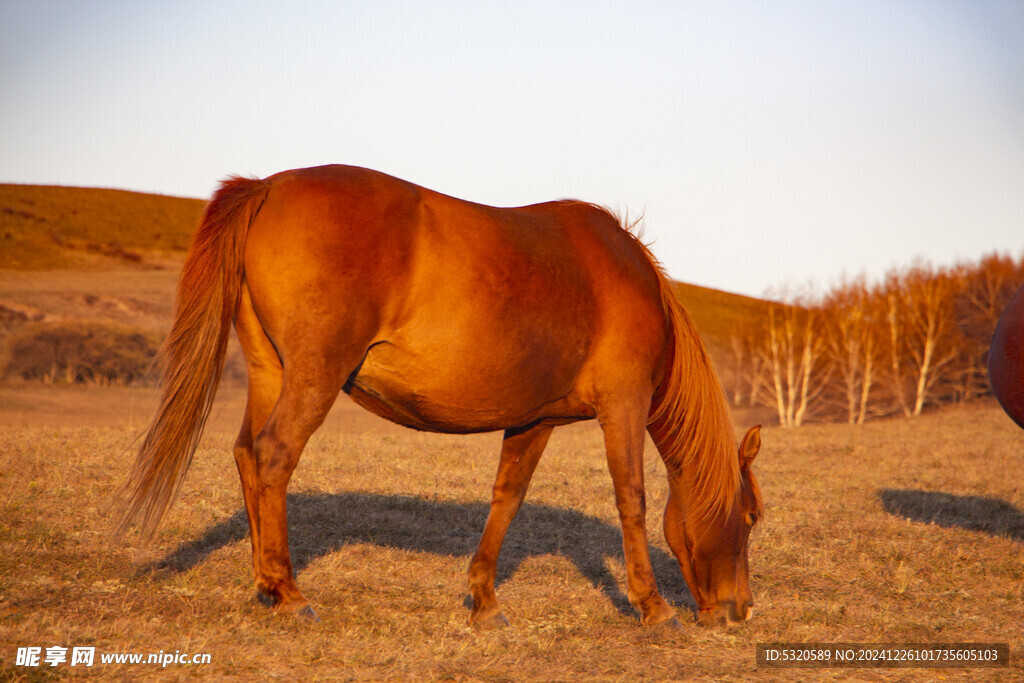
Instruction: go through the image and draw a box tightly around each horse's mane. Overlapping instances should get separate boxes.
[610,210,745,523]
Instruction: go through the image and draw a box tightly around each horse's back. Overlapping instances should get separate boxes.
[241,165,667,432]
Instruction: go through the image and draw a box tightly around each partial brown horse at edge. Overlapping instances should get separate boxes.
[989,282,1024,428]
[118,164,763,628]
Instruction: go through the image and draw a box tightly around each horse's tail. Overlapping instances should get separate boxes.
[639,245,740,523]
[116,176,270,539]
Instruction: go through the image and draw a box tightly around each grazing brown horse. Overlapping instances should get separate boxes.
[990,283,1024,428]
[119,164,763,628]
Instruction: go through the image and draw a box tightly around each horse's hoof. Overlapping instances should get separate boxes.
[259,590,320,622]
[641,604,681,629]
[649,616,682,630]
[295,604,320,622]
[471,611,510,629]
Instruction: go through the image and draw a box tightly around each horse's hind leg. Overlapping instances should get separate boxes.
[233,286,282,592]
[234,285,350,618]
[251,361,344,617]
[468,422,553,626]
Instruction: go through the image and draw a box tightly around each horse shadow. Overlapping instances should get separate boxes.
[149,491,696,618]
[880,489,1024,543]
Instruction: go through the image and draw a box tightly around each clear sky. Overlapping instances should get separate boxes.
[2,0,1022,297]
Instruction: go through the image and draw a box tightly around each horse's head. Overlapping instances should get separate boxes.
[663,425,762,626]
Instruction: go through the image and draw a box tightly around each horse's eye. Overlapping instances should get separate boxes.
[744,512,758,527]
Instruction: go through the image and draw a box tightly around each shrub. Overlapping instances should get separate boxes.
[2,321,162,386]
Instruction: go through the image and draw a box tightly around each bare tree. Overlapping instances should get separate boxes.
[884,278,913,417]
[728,321,767,408]
[951,253,1023,401]
[884,264,960,416]
[727,329,747,407]
[758,290,830,427]
[823,277,883,423]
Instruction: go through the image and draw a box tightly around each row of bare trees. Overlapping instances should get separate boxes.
[728,253,1023,427]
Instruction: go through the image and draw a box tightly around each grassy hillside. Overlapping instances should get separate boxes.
[672,280,770,363]
[0,184,205,269]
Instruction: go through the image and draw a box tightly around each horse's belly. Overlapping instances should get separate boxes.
[345,340,584,433]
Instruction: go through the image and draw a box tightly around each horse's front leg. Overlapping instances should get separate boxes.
[468,422,553,626]
[599,404,679,627]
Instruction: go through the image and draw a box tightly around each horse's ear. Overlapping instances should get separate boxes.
[739,425,761,467]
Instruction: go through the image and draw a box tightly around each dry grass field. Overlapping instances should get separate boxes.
[0,385,1022,681]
